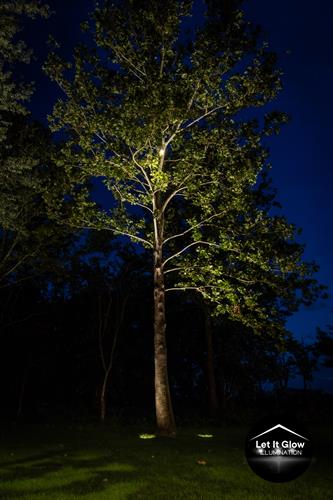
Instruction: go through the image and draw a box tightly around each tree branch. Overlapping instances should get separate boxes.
[160,186,188,214]
[159,45,165,78]
[130,146,153,192]
[112,46,146,81]
[177,105,224,133]
[162,240,220,268]
[163,212,225,246]
[107,228,153,247]
[165,286,201,293]
[1,252,36,280]
[67,220,153,248]
[186,81,200,112]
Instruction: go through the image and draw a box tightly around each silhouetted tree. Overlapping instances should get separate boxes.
[314,326,333,368]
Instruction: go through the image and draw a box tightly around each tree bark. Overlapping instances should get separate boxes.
[204,305,219,418]
[154,240,176,436]
[100,367,111,423]
[98,291,127,423]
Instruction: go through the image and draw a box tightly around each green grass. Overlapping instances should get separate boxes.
[0,423,331,499]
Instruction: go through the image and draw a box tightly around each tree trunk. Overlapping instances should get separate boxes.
[98,295,128,424]
[100,367,111,423]
[154,242,176,436]
[204,307,219,417]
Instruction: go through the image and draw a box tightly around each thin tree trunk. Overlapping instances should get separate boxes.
[98,291,127,423]
[204,306,219,417]
[100,367,111,422]
[154,240,176,436]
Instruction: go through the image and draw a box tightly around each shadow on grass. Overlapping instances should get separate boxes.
[0,450,62,467]
[0,450,140,499]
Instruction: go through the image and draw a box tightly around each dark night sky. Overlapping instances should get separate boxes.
[22,1,333,390]
[244,1,333,391]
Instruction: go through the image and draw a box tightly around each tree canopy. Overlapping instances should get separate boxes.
[41,0,325,434]
[0,0,330,437]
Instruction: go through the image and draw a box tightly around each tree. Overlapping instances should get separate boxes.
[87,244,145,422]
[45,0,322,436]
[0,1,48,142]
[0,118,66,287]
[0,1,81,295]
[287,337,318,391]
[0,1,58,286]
[184,170,324,416]
[314,326,333,369]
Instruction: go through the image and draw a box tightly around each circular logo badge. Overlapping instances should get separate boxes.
[245,415,313,482]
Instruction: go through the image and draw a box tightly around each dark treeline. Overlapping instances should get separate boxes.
[0,233,332,425]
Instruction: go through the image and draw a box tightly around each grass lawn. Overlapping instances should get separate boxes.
[0,422,331,499]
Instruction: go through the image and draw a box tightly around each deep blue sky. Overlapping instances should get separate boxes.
[22,0,333,390]
[244,1,333,391]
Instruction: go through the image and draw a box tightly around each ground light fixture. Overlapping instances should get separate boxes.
[139,434,156,439]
